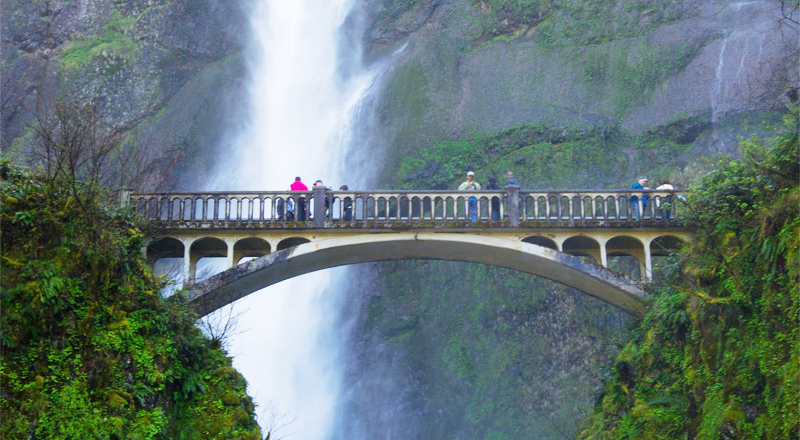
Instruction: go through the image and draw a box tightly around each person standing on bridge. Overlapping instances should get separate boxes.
[485,175,501,221]
[459,171,481,221]
[290,176,309,221]
[630,176,649,221]
[339,185,353,221]
[655,179,674,220]
[505,171,520,187]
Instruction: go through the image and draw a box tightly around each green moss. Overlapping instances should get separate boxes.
[580,110,800,439]
[395,121,629,189]
[60,9,140,73]
[582,39,704,116]
[0,163,261,439]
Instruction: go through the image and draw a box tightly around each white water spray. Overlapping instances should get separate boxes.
[207,0,378,438]
[711,31,729,124]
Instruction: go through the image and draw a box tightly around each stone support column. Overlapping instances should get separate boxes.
[643,237,653,282]
[505,185,520,227]
[225,238,235,269]
[313,186,327,228]
[183,239,194,286]
[600,239,608,268]
[119,189,131,208]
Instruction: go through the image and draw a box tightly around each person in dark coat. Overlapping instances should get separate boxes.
[485,175,501,221]
[339,185,353,221]
[505,171,520,186]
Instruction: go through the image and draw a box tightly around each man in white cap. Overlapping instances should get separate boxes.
[459,171,481,221]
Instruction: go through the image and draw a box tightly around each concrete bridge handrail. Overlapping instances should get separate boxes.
[186,233,649,317]
[128,188,684,227]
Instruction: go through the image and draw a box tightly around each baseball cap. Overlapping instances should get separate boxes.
[467,171,475,176]
[639,176,648,180]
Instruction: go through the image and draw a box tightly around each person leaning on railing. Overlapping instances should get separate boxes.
[485,175,501,221]
[630,176,649,221]
[339,185,352,221]
[655,179,674,220]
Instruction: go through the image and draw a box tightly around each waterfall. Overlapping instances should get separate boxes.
[206,0,378,438]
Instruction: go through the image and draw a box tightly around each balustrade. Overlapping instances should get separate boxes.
[127,188,683,227]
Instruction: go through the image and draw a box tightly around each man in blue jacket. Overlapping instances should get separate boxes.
[630,176,649,220]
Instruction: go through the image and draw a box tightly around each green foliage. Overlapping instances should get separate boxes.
[583,40,704,115]
[473,0,555,41]
[580,109,800,439]
[0,163,261,439]
[61,9,140,73]
[396,121,628,189]
[471,0,692,48]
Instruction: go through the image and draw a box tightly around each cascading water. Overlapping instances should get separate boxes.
[206,0,378,437]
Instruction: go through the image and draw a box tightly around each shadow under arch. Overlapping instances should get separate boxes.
[277,237,311,251]
[522,235,558,250]
[147,237,184,266]
[187,233,648,318]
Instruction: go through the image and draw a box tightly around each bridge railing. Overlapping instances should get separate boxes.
[126,188,684,226]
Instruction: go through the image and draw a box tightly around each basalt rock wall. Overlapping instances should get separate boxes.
[1,0,250,188]
[339,1,798,438]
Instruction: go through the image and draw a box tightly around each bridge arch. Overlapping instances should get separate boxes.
[190,237,227,282]
[522,235,557,250]
[234,237,271,264]
[146,237,184,266]
[562,236,601,263]
[650,235,684,256]
[277,237,311,251]
[187,233,649,318]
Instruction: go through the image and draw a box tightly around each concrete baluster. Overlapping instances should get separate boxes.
[505,185,520,227]
[637,198,644,220]
[313,186,327,227]
[580,196,586,220]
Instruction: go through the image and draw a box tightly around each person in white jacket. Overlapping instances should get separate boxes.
[458,171,481,221]
[656,180,675,219]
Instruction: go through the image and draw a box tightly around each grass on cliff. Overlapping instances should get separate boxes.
[0,161,262,439]
[61,9,140,74]
[579,109,800,439]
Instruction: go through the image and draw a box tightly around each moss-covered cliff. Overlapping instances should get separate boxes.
[581,110,799,439]
[1,0,249,188]
[337,2,797,437]
[0,163,261,439]
[361,0,797,184]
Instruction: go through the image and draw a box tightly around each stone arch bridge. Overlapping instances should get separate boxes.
[129,187,687,318]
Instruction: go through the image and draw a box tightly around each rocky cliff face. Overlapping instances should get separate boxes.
[3,0,796,438]
[2,0,249,188]
[338,1,797,438]
[358,0,796,184]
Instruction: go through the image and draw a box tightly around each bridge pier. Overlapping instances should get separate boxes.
[600,240,608,268]
[225,238,236,269]
[183,240,193,285]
